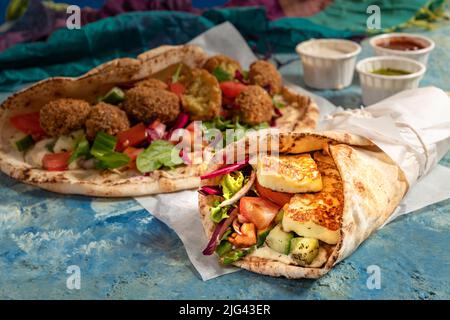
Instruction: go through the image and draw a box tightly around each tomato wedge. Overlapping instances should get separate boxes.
[123,147,143,169]
[42,152,72,171]
[116,123,147,152]
[219,81,246,98]
[10,112,45,138]
[221,95,234,106]
[239,197,280,230]
[169,82,185,98]
[255,180,293,207]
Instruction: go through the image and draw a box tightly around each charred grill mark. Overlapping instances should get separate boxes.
[354,181,365,193]
[285,152,344,232]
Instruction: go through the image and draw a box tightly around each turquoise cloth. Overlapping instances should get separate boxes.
[0,1,443,90]
[0,8,356,90]
[203,7,355,53]
[308,0,444,33]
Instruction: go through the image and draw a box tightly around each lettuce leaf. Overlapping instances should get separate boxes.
[210,200,230,223]
[203,117,269,145]
[221,171,244,200]
[136,140,183,173]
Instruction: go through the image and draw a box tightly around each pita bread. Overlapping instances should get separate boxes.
[199,131,408,278]
[0,45,319,197]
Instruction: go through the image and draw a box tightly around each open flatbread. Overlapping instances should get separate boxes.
[199,131,408,278]
[0,45,319,197]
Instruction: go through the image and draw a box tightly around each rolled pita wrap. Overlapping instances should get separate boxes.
[198,131,408,278]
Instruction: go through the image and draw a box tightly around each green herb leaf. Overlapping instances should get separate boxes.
[90,132,117,158]
[221,171,244,200]
[272,95,285,109]
[90,132,130,169]
[212,67,232,82]
[95,152,130,169]
[274,101,285,109]
[257,229,271,247]
[221,229,233,241]
[203,117,269,145]
[221,249,246,265]
[101,87,125,105]
[210,200,230,223]
[15,134,34,151]
[216,241,233,257]
[69,136,90,164]
[172,64,183,83]
[251,122,269,130]
[45,140,55,152]
[136,140,183,173]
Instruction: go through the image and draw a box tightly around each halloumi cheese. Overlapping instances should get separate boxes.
[282,151,344,245]
[256,154,322,193]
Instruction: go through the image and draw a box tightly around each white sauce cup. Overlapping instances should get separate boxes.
[296,39,361,90]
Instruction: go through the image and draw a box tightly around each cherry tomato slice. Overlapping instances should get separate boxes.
[42,151,72,171]
[219,81,246,99]
[255,180,293,207]
[116,123,147,152]
[239,197,280,230]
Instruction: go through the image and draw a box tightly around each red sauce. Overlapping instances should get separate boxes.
[376,36,427,51]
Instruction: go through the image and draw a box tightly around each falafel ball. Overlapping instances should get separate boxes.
[122,86,180,123]
[85,102,130,140]
[40,98,91,137]
[248,60,282,95]
[134,78,168,90]
[203,55,242,77]
[234,85,274,125]
[181,68,221,121]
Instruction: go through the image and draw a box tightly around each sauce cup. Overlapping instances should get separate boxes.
[296,39,361,90]
[369,33,435,66]
[356,56,426,105]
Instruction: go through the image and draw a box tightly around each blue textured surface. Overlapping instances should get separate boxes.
[0,26,449,299]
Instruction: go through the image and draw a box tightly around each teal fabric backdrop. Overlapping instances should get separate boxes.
[2,0,444,90]
[307,0,442,32]
[0,8,356,90]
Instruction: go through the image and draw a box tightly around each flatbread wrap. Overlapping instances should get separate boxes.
[198,131,408,278]
[0,45,319,197]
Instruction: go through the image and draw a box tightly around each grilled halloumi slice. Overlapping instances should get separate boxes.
[256,154,322,193]
[282,151,344,245]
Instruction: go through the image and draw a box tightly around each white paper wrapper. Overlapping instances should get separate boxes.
[135,191,237,280]
[319,86,450,225]
[135,23,450,281]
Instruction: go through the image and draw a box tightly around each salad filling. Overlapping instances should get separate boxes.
[200,148,344,268]
[8,55,292,174]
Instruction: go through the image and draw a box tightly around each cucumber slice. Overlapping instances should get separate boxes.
[290,237,319,265]
[101,87,125,105]
[265,224,294,254]
[256,229,270,247]
[275,210,284,224]
[14,134,34,151]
